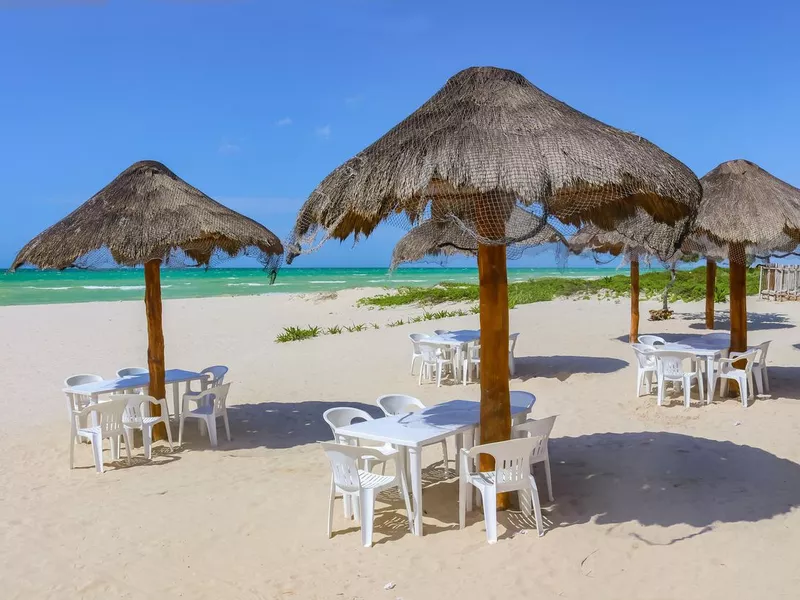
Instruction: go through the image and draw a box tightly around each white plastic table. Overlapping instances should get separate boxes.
[336,393,536,536]
[426,330,481,383]
[662,333,731,401]
[63,368,209,418]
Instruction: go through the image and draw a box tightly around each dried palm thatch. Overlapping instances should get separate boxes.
[390,207,566,269]
[10,160,283,273]
[696,160,800,263]
[289,66,702,261]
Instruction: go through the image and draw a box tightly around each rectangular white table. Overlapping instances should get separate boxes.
[64,368,209,418]
[661,333,731,401]
[336,394,535,536]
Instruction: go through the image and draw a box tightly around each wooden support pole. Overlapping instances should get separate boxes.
[144,259,167,440]
[729,244,748,396]
[630,259,640,343]
[477,241,511,509]
[705,260,716,329]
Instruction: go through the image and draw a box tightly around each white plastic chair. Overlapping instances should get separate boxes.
[638,335,666,347]
[122,394,174,459]
[463,342,481,384]
[69,396,132,474]
[655,351,704,408]
[417,341,452,386]
[182,365,229,420]
[178,383,231,447]
[320,442,413,547]
[433,329,448,335]
[632,343,658,396]
[408,334,429,375]
[459,435,545,543]
[508,333,520,376]
[512,416,557,502]
[376,395,448,470]
[64,374,103,429]
[716,350,758,407]
[750,341,771,394]
[116,367,149,394]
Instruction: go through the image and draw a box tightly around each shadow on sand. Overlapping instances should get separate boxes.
[423,431,800,542]
[680,311,795,331]
[513,355,628,381]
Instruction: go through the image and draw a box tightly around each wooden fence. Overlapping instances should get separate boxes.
[759,264,800,301]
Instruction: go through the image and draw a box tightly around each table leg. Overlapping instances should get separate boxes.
[409,446,423,536]
[706,355,715,403]
[463,429,474,512]
[172,382,180,419]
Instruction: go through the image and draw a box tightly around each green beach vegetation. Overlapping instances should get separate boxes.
[358,266,760,308]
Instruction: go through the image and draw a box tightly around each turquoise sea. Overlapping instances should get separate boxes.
[0,267,623,307]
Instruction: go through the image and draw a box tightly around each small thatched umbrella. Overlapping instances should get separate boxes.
[390,207,566,269]
[570,219,727,342]
[288,67,701,510]
[10,160,283,437]
[696,160,800,352]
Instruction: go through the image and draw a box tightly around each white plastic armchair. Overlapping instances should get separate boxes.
[512,416,557,502]
[116,367,149,394]
[408,334,429,375]
[638,335,666,347]
[64,374,103,427]
[631,343,658,396]
[750,341,771,394]
[508,333,520,376]
[716,350,758,407]
[459,436,545,543]
[463,342,481,385]
[376,395,448,471]
[320,442,413,547]
[655,351,704,408]
[178,383,231,447]
[122,394,174,459]
[70,396,132,474]
[182,365,229,419]
[417,341,451,386]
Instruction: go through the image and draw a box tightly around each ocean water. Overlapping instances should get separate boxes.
[0,267,622,307]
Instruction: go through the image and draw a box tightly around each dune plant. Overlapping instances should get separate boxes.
[275,325,321,343]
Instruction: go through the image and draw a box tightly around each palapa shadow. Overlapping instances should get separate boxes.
[678,310,795,331]
[513,355,628,381]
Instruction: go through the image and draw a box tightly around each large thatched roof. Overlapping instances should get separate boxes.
[696,160,800,260]
[10,160,283,271]
[391,207,566,269]
[289,66,701,262]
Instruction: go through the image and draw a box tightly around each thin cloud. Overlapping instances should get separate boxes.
[315,125,332,140]
[218,141,241,155]
[275,117,293,127]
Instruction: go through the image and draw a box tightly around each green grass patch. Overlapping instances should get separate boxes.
[358,266,760,308]
[275,325,321,343]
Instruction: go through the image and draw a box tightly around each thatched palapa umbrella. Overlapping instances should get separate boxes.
[10,160,283,437]
[288,67,701,509]
[570,218,727,342]
[390,207,566,269]
[696,160,800,351]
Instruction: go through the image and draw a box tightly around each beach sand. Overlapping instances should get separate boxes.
[2,291,800,599]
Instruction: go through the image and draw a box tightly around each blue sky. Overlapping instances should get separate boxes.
[1,0,798,269]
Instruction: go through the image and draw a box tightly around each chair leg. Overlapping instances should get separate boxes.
[436,363,442,387]
[163,419,174,452]
[91,435,104,474]
[657,377,664,406]
[410,355,417,375]
[530,475,544,537]
[143,427,152,460]
[754,369,764,395]
[441,440,448,471]
[481,488,497,544]
[327,478,336,538]
[683,376,691,408]
[69,425,76,470]
[207,417,218,447]
[748,373,755,400]
[360,490,374,548]
[178,414,185,446]
[222,411,231,442]
[110,435,120,461]
[764,367,770,392]
[509,354,515,377]
[459,478,468,530]
[636,369,644,397]
[418,364,424,386]
[123,430,132,465]
[544,457,554,502]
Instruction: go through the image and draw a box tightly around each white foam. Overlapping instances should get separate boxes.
[309,280,346,284]
[226,283,268,287]
[24,286,71,290]
[81,285,167,291]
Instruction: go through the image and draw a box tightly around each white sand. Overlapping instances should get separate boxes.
[2,291,800,599]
